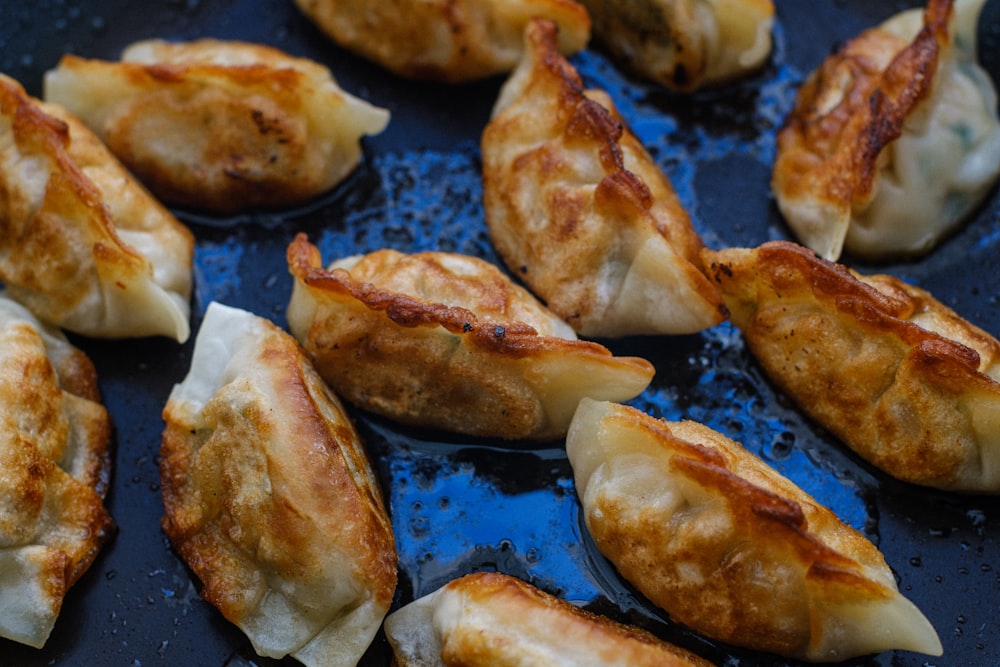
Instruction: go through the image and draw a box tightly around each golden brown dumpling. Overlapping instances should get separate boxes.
[384,572,714,667]
[44,39,390,213]
[0,292,114,648]
[482,19,725,337]
[566,398,943,661]
[576,0,775,91]
[772,0,1000,260]
[286,234,654,440]
[160,302,397,667]
[0,73,193,341]
[293,0,591,83]
[702,240,1000,492]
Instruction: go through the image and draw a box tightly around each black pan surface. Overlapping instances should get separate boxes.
[1,1,999,665]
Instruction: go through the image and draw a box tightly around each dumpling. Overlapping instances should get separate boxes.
[772,0,1000,260]
[43,38,390,213]
[0,292,114,648]
[482,19,725,337]
[384,572,714,667]
[566,398,943,661]
[292,0,591,83]
[0,73,193,342]
[575,0,774,91]
[286,234,654,440]
[159,301,397,667]
[702,240,1000,493]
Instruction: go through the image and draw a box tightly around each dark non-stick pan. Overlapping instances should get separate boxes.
[1,0,998,665]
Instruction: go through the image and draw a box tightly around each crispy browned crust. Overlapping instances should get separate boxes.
[286,234,654,440]
[159,315,397,634]
[0,74,140,309]
[702,240,1000,492]
[772,0,953,253]
[0,74,193,341]
[577,0,774,91]
[482,19,724,336]
[48,40,387,214]
[571,400,928,659]
[410,572,713,666]
[293,0,590,83]
[0,314,114,647]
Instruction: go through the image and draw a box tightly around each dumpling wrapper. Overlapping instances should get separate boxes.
[0,74,193,341]
[482,19,725,337]
[44,38,390,213]
[702,240,1000,492]
[293,0,591,83]
[0,292,114,648]
[384,572,714,667]
[566,398,943,662]
[286,234,654,440]
[159,301,397,667]
[575,0,774,91]
[772,0,1000,260]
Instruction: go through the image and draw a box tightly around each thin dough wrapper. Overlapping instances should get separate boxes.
[576,0,774,91]
[772,0,1000,260]
[384,572,714,667]
[482,19,725,337]
[566,398,943,662]
[160,302,397,667]
[703,240,1000,492]
[0,292,113,648]
[44,39,390,213]
[0,74,193,342]
[286,234,654,440]
[293,0,590,83]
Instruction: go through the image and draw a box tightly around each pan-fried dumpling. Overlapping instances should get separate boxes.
[566,398,943,661]
[576,0,774,91]
[772,0,1000,261]
[0,292,114,648]
[286,234,654,440]
[0,73,193,342]
[384,572,714,667]
[44,39,390,213]
[159,301,397,667]
[702,240,1000,493]
[292,0,591,83]
[482,19,725,337]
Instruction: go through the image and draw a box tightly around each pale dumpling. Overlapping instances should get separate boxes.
[482,19,725,337]
[0,73,193,342]
[384,572,714,667]
[286,234,654,440]
[293,0,591,83]
[566,398,943,662]
[576,0,775,91]
[772,0,1000,260]
[159,302,397,667]
[44,39,390,213]
[702,240,1000,493]
[0,292,114,648]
